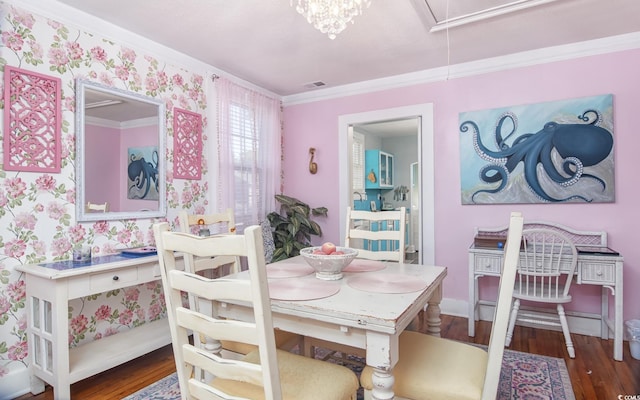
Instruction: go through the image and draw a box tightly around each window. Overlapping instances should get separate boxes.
[216,78,282,233]
[352,131,365,195]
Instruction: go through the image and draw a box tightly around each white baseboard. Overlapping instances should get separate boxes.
[439,298,618,340]
[0,368,33,399]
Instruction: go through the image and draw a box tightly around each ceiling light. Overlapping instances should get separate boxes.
[291,0,371,40]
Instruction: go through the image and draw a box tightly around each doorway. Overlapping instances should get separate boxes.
[338,104,435,265]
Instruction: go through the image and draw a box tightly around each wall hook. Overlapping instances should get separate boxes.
[309,147,318,174]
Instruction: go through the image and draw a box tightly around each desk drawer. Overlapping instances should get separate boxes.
[90,268,140,292]
[579,262,615,285]
[474,255,502,274]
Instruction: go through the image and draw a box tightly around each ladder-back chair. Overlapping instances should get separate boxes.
[345,206,406,262]
[360,211,524,400]
[153,223,359,400]
[178,210,300,359]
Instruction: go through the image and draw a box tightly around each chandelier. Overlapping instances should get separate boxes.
[291,0,372,40]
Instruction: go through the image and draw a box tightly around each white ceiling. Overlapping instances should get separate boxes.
[51,0,640,97]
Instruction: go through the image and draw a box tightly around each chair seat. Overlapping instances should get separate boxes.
[221,329,300,355]
[361,331,488,400]
[212,348,359,400]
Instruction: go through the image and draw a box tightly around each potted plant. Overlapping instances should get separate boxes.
[267,194,328,262]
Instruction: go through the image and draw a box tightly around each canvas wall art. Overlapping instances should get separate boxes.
[459,94,614,204]
[127,146,160,200]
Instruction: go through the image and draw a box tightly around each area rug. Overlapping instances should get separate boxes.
[124,347,575,400]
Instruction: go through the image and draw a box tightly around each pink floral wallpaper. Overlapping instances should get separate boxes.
[0,3,210,389]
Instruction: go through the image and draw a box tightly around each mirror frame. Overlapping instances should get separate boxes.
[75,79,167,222]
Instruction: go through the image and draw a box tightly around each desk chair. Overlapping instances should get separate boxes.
[360,211,524,400]
[505,228,578,358]
[86,202,108,212]
[345,206,407,262]
[153,223,359,400]
[178,210,300,358]
[304,207,406,358]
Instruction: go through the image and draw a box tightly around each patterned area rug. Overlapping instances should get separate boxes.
[124,347,575,400]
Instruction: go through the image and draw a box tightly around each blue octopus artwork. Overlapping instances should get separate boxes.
[127,146,159,200]
[459,95,614,204]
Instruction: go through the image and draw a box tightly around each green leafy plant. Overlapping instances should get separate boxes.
[267,194,328,262]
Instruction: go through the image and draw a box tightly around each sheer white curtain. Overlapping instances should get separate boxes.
[215,78,283,232]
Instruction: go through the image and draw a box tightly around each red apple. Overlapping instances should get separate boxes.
[312,249,324,255]
[321,242,337,255]
[333,250,344,255]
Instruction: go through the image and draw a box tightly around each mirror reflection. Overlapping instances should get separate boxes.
[76,79,166,222]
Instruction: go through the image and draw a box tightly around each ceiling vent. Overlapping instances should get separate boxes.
[303,81,327,89]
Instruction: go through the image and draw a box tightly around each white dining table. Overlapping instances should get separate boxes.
[216,256,448,400]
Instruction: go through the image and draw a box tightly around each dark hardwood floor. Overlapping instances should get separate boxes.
[15,314,640,399]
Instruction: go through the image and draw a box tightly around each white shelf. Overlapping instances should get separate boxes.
[69,318,171,382]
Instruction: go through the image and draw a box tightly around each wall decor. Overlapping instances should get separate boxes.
[459,94,614,204]
[127,146,160,200]
[3,66,62,172]
[173,108,203,180]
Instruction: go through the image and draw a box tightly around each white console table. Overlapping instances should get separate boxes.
[468,221,624,361]
[16,254,174,399]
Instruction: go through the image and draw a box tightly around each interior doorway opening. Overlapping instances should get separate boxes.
[338,104,435,265]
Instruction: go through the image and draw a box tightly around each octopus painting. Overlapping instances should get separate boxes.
[127,147,160,200]
[459,95,614,204]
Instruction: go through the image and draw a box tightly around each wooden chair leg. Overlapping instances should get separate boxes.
[505,299,520,347]
[557,304,575,358]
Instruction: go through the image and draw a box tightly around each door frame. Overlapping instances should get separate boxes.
[338,103,435,265]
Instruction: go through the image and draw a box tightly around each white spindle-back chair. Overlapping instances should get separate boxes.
[506,228,578,358]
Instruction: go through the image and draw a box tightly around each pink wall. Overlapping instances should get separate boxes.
[283,49,640,321]
[86,124,120,208]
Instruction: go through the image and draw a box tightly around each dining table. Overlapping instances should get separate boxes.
[216,255,448,400]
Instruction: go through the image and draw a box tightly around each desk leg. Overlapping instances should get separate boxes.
[614,260,624,361]
[426,283,442,337]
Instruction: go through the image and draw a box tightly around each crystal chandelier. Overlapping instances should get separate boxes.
[291,0,372,40]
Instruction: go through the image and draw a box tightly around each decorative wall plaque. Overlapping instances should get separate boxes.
[173,108,202,180]
[3,66,62,172]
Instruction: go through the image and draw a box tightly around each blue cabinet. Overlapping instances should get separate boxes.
[365,150,394,189]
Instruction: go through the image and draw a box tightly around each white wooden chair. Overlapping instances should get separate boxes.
[153,223,359,400]
[178,210,300,358]
[303,207,406,358]
[345,206,406,262]
[360,211,524,400]
[505,228,579,358]
[86,201,108,212]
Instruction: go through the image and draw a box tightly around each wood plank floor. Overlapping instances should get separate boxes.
[15,314,640,399]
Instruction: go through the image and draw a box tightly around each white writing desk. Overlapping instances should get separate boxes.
[468,221,624,361]
[17,254,177,399]
[218,256,447,400]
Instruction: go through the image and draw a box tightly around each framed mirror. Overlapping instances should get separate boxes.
[75,79,166,222]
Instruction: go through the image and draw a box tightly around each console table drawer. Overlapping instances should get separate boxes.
[90,268,140,292]
[474,255,502,274]
[579,262,615,285]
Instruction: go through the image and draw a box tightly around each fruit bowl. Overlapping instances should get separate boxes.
[300,246,358,280]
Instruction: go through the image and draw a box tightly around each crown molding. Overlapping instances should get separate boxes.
[282,31,640,106]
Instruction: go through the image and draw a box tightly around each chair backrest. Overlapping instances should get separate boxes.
[153,223,284,400]
[86,202,108,212]
[344,206,406,262]
[517,228,578,300]
[482,211,524,399]
[178,209,239,275]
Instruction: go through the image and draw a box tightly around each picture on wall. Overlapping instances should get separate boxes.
[459,94,614,204]
[127,146,159,200]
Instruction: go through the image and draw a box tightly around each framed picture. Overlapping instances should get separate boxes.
[370,201,377,211]
[459,94,614,204]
